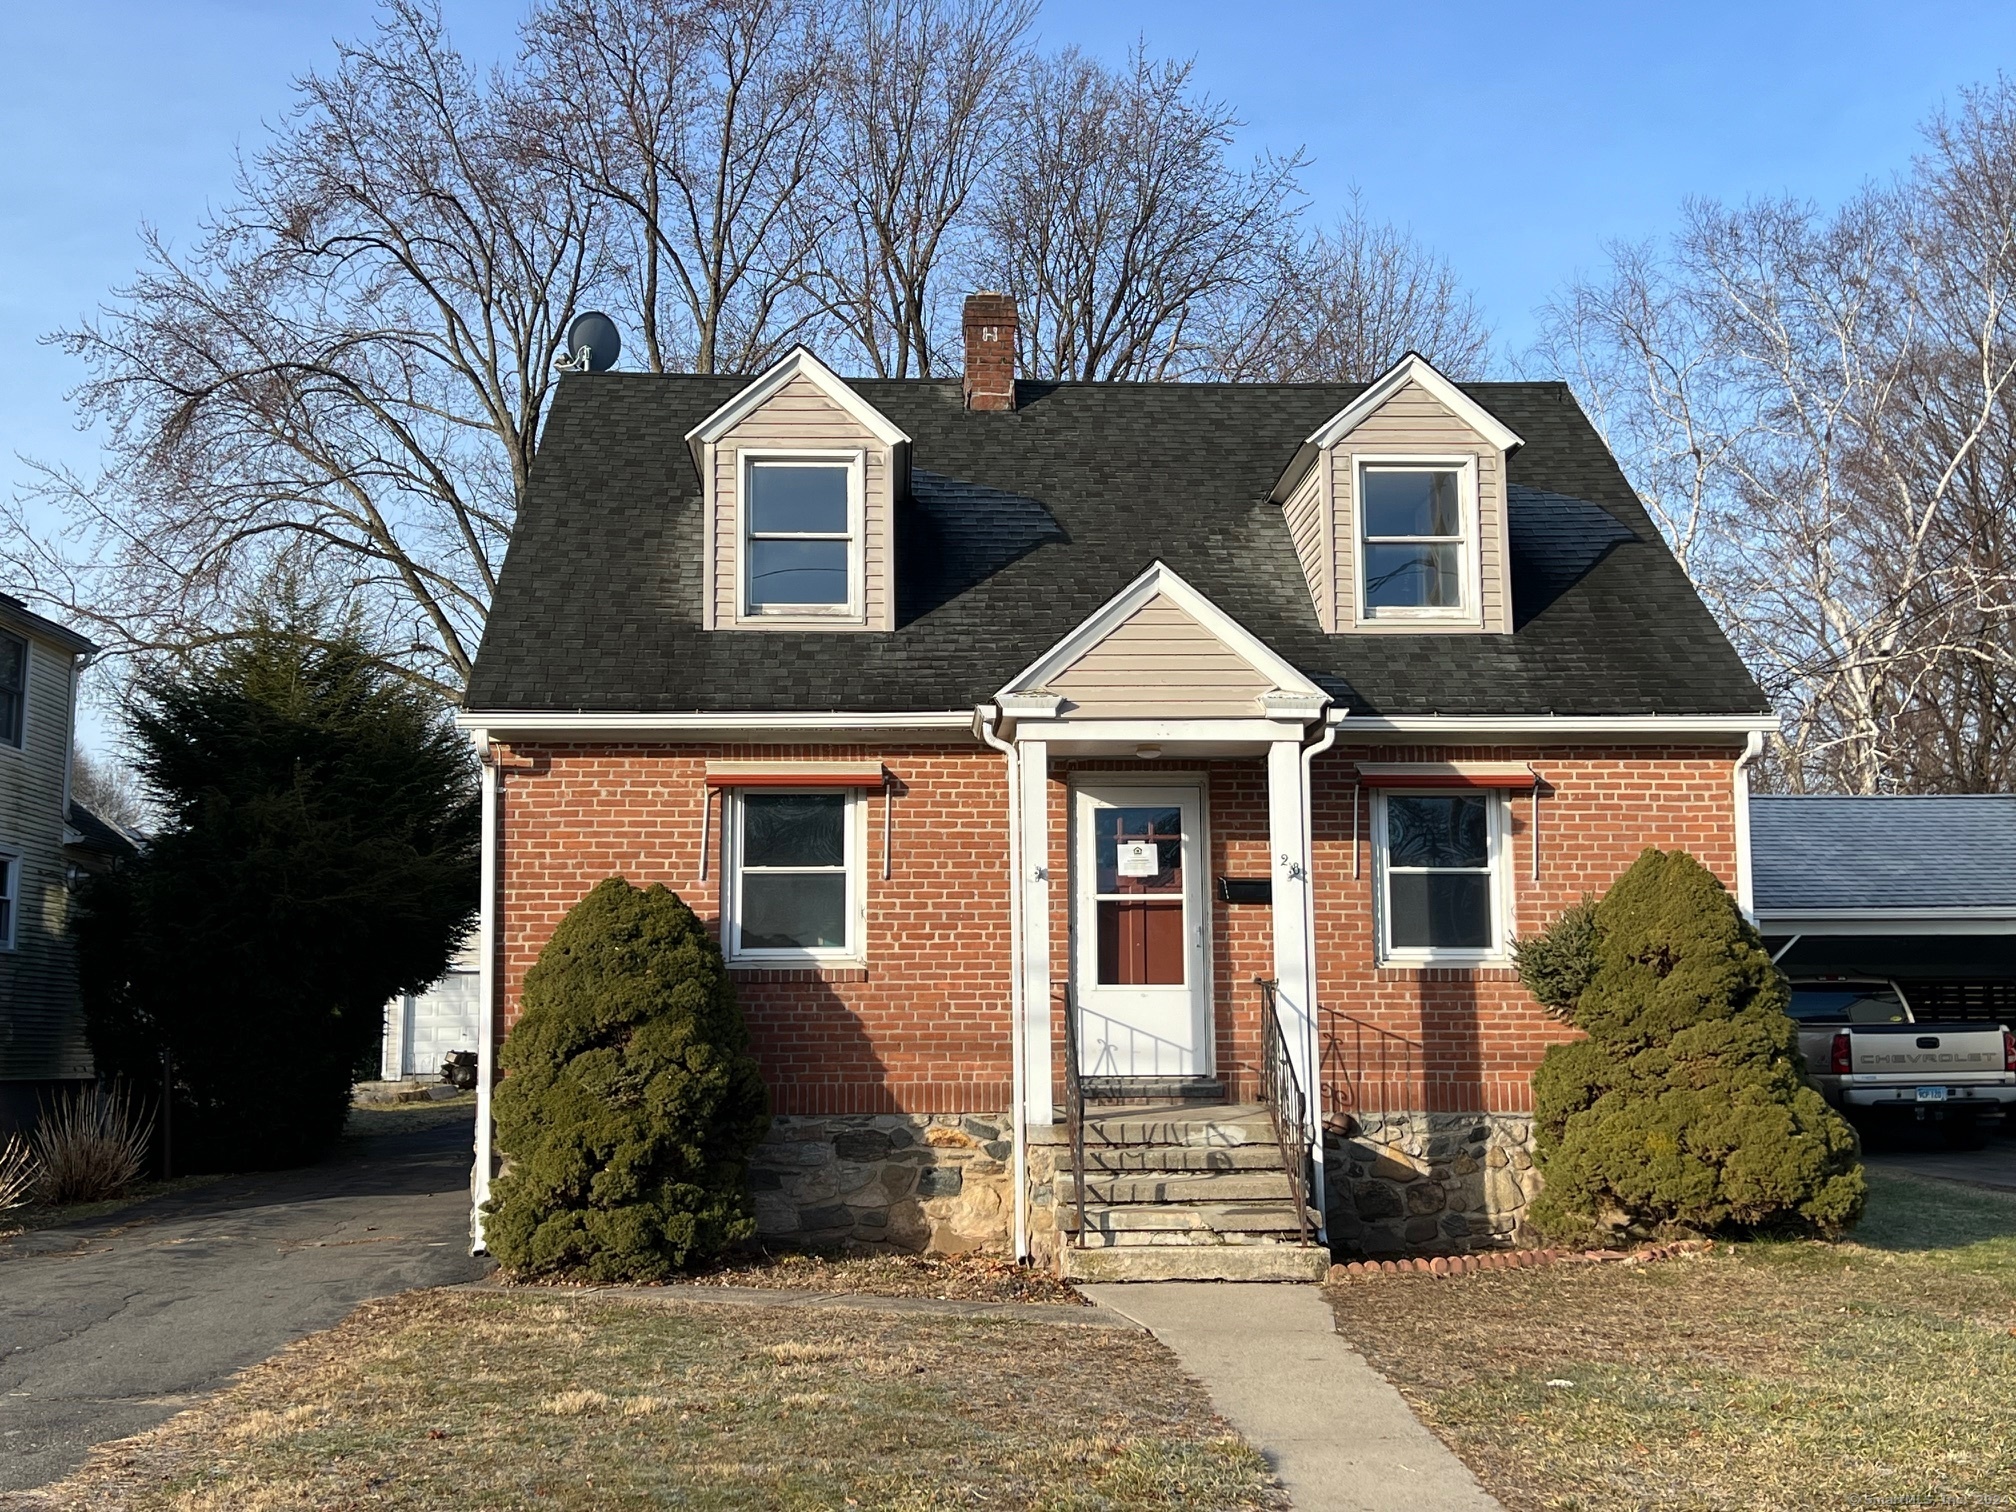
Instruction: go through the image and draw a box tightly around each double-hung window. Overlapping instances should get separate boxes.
[726,790,861,963]
[1375,791,1504,961]
[0,632,25,749]
[744,457,858,615]
[1358,462,1472,619]
[0,850,18,950]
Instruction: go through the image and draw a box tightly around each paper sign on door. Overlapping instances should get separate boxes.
[1116,841,1159,877]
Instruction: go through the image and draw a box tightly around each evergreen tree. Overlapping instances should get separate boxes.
[75,606,478,1169]
[1528,848,1864,1242]
[485,878,768,1280]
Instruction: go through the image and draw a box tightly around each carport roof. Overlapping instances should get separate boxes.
[1751,795,2016,915]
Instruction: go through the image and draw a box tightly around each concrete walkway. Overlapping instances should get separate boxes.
[1081,1282,1502,1512]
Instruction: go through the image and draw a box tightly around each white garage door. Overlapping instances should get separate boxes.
[396,970,481,1078]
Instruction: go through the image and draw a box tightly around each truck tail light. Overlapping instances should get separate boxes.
[1831,1031,1853,1075]
[2004,1028,2015,1074]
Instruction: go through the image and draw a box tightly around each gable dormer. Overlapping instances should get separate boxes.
[1271,353,1522,635]
[686,348,909,632]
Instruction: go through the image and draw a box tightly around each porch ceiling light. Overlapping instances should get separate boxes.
[1135,744,1162,760]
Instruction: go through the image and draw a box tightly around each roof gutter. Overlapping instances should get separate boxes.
[454,710,975,740]
[1341,713,1778,739]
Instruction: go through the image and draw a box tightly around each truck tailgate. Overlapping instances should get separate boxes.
[1847,1024,2009,1079]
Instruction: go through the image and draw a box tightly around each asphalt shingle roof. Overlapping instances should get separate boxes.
[1751,795,2016,913]
[466,374,1768,717]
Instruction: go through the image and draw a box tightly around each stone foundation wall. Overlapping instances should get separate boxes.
[749,1113,1013,1255]
[1326,1112,1539,1257]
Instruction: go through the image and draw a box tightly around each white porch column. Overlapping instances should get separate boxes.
[1017,739,1054,1126]
[1266,736,1325,1239]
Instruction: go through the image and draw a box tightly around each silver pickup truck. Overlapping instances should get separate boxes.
[1788,980,2016,1148]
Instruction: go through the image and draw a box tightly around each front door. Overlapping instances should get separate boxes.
[1071,784,1211,1078]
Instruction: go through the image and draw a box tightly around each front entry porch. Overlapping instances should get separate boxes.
[987,563,1338,1273]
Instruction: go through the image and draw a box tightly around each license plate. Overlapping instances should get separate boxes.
[1916,1086,1948,1103]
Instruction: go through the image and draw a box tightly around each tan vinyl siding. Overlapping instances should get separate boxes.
[1281,462,1333,631]
[0,633,88,1082]
[707,373,895,631]
[1045,594,1273,718]
[1328,379,1511,634]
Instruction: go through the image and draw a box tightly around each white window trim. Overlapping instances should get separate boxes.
[1352,454,1482,627]
[1371,789,1509,965]
[0,847,19,951]
[0,630,26,754]
[721,787,868,967]
[735,448,867,624]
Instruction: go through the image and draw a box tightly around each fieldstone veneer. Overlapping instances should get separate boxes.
[1326,1112,1539,1257]
[748,1113,1013,1254]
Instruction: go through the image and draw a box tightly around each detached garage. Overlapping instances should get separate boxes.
[380,944,481,1082]
[1752,795,2016,1022]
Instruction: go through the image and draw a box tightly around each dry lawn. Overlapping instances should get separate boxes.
[16,1289,1281,1511]
[1327,1170,2016,1511]
[677,1249,1087,1305]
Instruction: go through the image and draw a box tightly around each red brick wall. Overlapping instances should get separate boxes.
[493,739,1742,1121]
[494,742,1014,1115]
[1310,743,1743,1118]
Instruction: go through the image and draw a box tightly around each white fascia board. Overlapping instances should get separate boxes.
[995,559,1326,703]
[1267,442,1321,505]
[1305,352,1524,454]
[1342,713,1778,739]
[1755,909,2016,936]
[456,710,974,742]
[683,347,910,472]
[1007,717,1308,746]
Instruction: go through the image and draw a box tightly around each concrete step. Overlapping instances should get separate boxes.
[1059,1201,1316,1237]
[1081,1077,1225,1104]
[1068,1143,1287,1174]
[1057,1170,1297,1204]
[1058,1243,1330,1283]
[1082,1104,1278,1149]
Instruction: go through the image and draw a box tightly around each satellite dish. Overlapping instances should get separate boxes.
[557,311,621,373]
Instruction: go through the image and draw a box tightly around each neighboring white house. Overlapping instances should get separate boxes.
[380,941,482,1081]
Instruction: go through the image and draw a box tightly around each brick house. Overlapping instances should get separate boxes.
[459,295,1773,1278]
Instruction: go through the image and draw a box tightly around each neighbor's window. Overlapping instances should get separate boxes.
[1376,792,1501,958]
[729,790,858,959]
[1360,465,1467,616]
[0,632,25,749]
[0,851,18,950]
[745,460,854,612]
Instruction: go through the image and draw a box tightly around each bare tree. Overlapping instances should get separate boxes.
[70,743,146,832]
[1533,82,2016,793]
[523,0,828,374]
[977,48,1304,382]
[1207,195,1492,382]
[4,1,595,698]
[806,0,1035,376]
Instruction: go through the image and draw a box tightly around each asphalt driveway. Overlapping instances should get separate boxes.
[0,1107,488,1493]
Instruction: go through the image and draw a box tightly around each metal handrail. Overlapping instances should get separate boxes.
[1061,984,1087,1248]
[1255,977,1315,1247]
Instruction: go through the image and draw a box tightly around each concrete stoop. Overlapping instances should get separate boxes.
[1050,1102,1327,1282]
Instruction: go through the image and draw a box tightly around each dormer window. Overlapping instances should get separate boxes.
[745,455,859,613]
[1359,462,1473,619]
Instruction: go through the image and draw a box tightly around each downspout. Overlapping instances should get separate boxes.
[1298,705,1343,1245]
[974,705,1028,1261]
[470,729,498,1254]
[1733,730,1764,925]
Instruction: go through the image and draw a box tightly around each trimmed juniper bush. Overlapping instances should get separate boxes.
[1528,848,1864,1243]
[485,878,769,1280]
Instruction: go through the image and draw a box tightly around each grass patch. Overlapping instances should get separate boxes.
[31,1288,1282,1510]
[675,1248,1088,1305]
[341,1090,476,1142]
[1327,1170,2016,1510]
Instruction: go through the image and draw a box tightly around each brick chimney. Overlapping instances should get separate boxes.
[962,292,1017,412]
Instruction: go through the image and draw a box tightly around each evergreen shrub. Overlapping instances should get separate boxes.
[485,878,769,1280]
[1512,895,1599,1020]
[1528,848,1864,1243]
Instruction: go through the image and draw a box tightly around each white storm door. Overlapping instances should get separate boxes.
[1072,784,1211,1079]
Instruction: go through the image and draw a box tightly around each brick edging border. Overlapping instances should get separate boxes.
[1325,1238,1714,1282]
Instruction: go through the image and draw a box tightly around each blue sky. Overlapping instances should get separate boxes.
[8,0,2016,745]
